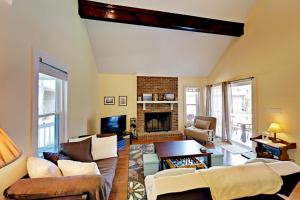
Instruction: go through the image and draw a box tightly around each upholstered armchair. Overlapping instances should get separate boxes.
[184,116,217,144]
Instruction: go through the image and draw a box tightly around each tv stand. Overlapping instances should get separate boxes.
[117,131,133,150]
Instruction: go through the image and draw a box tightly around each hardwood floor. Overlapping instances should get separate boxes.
[109,137,248,200]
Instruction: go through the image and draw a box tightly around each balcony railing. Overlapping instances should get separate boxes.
[38,119,58,155]
[230,113,252,147]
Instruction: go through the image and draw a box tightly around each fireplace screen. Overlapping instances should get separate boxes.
[145,112,171,132]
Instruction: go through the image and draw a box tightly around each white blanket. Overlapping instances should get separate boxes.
[201,162,283,200]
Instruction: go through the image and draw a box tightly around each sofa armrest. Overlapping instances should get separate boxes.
[4,175,106,200]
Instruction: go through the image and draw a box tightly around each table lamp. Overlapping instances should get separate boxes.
[268,123,281,143]
[0,128,22,168]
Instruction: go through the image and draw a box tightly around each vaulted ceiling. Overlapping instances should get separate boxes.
[83,0,256,76]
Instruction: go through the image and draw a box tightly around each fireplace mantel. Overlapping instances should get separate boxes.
[137,101,178,111]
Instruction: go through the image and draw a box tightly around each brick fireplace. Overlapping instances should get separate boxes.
[145,112,171,132]
[137,76,178,134]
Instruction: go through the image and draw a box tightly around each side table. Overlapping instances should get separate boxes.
[250,135,296,161]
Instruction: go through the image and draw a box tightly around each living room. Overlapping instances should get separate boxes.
[1,0,300,200]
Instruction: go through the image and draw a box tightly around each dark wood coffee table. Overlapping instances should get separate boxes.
[154,140,212,170]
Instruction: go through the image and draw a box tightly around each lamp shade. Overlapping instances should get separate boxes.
[268,123,281,133]
[0,128,22,168]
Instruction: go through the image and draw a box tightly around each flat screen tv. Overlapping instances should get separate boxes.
[101,115,126,135]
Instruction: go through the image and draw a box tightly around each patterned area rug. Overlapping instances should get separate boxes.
[128,144,154,200]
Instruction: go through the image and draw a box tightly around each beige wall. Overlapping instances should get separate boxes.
[0,0,99,197]
[0,156,27,198]
[208,0,300,162]
[98,74,137,131]
[178,77,207,131]
[98,74,207,132]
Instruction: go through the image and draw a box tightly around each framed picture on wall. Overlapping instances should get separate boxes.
[119,96,127,106]
[104,96,115,105]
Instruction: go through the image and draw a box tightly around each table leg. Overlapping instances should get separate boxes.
[160,159,164,171]
[129,133,133,145]
[207,154,212,168]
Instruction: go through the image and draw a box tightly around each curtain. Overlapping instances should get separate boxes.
[222,82,231,143]
[206,85,212,116]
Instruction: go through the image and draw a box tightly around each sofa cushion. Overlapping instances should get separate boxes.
[184,127,209,141]
[92,135,118,161]
[95,157,118,195]
[60,138,93,162]
[279,172,300,196]
[58,160,100,177]
[267,161,300,196]
[4,175,106,200]
[68,135,92,143]
[27,157,62,178]
[157,188,213,200]
[69,134,118,161]
[194,119,210,130]
[43,152,71,165]
[145,172,211,200]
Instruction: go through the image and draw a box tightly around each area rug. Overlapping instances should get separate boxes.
[127,144,154,200]
[214,139,251,154]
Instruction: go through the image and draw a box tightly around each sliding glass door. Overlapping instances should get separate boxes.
[228,80,253,147]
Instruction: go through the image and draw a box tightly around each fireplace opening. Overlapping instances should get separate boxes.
[145,112,171,132]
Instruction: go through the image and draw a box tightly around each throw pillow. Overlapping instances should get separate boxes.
[154,168,196,179]
[57,160,100,177]
[43,152,71,165]
[27,157,62,178]
[60,137,93,162]
[195,119,211,130]
[91,134,117,161]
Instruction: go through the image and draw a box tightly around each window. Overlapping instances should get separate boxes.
[228,80,253,147]
[210,84,222,137]
[185,87,200,123]
[32,54,68,156]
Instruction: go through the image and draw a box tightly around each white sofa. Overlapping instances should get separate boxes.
[145,161,300,200]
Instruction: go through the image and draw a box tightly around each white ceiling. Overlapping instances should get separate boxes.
[85,0,256,77]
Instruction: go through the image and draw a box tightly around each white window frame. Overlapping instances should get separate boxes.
[184,86,201,124]
[210,84,223,137]
[31,49,68,156]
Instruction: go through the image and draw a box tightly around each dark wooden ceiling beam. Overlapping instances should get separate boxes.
[78,0,244,37]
